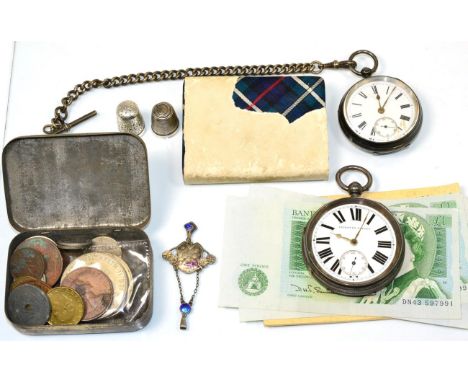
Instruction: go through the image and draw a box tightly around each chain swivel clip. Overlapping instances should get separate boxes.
[309,50,378,77]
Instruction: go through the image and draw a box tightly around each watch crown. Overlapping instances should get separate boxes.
[348,181,364,197]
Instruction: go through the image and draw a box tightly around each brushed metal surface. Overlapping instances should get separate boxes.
[2,133,151,231]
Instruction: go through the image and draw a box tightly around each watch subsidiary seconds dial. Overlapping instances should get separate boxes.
[338,76,422,154]
[302,166,405,296]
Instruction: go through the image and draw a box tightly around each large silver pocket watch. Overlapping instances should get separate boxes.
[302,165,405,296]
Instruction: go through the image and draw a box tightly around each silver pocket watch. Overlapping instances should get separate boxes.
[338,51,423,154]
[302,165,405,296]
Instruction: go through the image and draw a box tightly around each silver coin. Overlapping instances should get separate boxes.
[112,255,134,307]
[56,239,92,251]
[88,236,122,257]
[7,284,51,326]
[88,237,133,307]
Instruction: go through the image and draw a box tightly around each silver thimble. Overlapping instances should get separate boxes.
[151,102,179,137]
[116,100,145,135]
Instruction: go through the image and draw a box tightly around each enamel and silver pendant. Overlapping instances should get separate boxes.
[162,222,216,329]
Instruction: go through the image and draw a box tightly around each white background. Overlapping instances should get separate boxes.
[1,1,468,381]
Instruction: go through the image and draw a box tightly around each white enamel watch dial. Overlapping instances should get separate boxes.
[310,204,397,284]
[339,76,422,153]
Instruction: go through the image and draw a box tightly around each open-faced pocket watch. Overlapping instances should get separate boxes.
[338,51,423,154]
[302,165,405,296]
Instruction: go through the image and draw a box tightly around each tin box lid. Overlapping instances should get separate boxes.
[2,133,151,231]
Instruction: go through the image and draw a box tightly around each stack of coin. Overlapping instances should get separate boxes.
[7,236,84,326]
[63,235,134,319]
[56,238,91,268]
[61,249,134,319]
[13,236,63,286]
[7,235,134,326]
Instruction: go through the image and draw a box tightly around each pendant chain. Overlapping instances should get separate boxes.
[43,50,378,135]
[175,268,200,306]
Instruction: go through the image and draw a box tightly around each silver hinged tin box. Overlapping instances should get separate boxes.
[2,133,153,335]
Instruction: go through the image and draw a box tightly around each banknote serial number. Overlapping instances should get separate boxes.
[401,299,453,307]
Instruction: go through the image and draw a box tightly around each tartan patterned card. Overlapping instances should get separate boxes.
[233,76,325,123]
[183,75,328,184]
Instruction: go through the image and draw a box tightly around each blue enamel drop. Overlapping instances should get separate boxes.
[180,303,192,314]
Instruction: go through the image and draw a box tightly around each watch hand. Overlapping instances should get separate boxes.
[332,232,354,243]
[379,86,396,113]
[375,90,383,110]
[352,211,370,243]
[350,257,356,274]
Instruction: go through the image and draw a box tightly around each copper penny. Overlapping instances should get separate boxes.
[16,236,63,286]
[61,267,114,321]
[11,276,52,294]
[10,247,45,280]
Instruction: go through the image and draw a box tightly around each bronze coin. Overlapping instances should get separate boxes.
[16,236,63,286]
[61,267,114,321]
[10,276,52,294]
[10,248,45,279]
[47,287,85,325]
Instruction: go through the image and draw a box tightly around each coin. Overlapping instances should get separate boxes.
[47,287,85,325]
[16,236,63,286]
[60,250,82,269]
[9,247,45,279]
[10,276,52,294]
[113,255,134,306]
[88,237,134,305]
[88,236,122,257]
[61,267,114,321]
[56,239,91,251]
[7,284,50,326]
[61,252,128,318]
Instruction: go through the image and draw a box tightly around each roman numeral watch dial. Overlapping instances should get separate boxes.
[302,166,405,296]
[338,76,422,154]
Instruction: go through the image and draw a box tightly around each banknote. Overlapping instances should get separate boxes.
[220,186,465,324]
[249,186,468,299]
[237,188,468,325]
[236,201,460,319]
[239,308,386,324]
[385,194,468,302]
[263,194,468,328]
[218,191,326,308]
[245,306,468,329]
[238,194,468,328]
